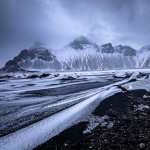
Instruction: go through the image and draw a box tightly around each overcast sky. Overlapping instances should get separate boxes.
[0,0,150,66]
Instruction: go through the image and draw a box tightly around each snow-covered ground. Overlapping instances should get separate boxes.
[0,70,150,150]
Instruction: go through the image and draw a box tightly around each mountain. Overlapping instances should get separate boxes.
[2,36,150,72]
[59,37,138,70]
[1,47,61,72]
[59,36,150,71]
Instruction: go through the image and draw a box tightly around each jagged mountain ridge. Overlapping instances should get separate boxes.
[2,36,150,72]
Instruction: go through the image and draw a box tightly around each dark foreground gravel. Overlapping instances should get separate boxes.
[35,88,150,150]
